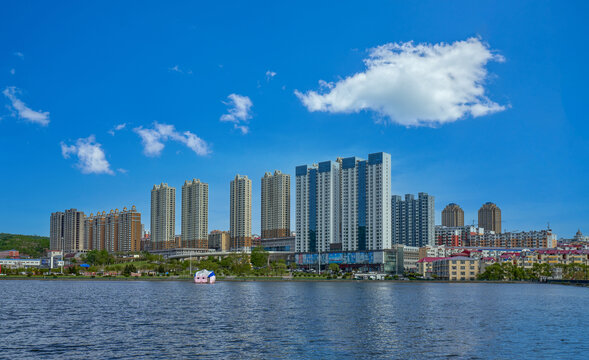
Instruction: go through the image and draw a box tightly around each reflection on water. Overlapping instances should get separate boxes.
[0,280,587,359]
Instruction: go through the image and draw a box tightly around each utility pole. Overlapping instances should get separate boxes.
[318,242,321,274]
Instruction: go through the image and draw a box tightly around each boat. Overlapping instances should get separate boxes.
[194,269,216,284]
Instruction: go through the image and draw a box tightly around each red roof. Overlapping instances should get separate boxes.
[417,257,446,263]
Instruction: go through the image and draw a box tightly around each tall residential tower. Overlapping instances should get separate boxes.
[261,170,290,239]
[181,179,209,248]
[295,160,341,253]
[391,193,435,247]
[442,203,465,227]
[341,152,392,251]
[230,175,252,250]
[151,183,176,250]
[478,202,502,233]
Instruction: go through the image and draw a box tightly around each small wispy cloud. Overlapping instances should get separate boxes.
[168,65,193,74]
[14,52,24,59]
[10,69,15,75]
[117,168,128,174]
[108,123,126,135]
[60,135,114,175]
[220,94,253,134]
[3,86,50,126]
[134,122,210,157]
[265,70,277,81]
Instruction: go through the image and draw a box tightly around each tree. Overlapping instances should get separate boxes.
[122,264,137,277]
[328,263,340,274]
[478,263,506,280]
[273,260,288,275]
[250,246,269,268]
[157,264,165,274]
[83,250,114,266]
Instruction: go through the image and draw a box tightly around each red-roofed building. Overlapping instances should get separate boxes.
[417,257,447,277]
[0,250,19,259]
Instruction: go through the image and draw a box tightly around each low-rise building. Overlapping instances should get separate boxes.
[431,257,480,281]
[0,259,42,268]
[260,236,295,252]
[401,245,420,272]
[208,230,230,251]
[0,250,19,259]
[417,257,446,277]
[295,249,404,275]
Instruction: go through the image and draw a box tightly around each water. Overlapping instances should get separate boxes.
[0,280,587,359]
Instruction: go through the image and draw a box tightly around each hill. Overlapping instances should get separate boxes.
[0,233,50,258]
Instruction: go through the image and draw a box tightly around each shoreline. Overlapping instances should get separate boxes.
[0,276,564,284]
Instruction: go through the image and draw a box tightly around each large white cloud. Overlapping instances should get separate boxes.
[3,87,50,126]
[295,38,506,126]
[134,122,210,157]
[220,93,253,134]
[60,136,114,175]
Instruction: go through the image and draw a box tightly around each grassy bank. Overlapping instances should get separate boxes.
[0,275,550,284]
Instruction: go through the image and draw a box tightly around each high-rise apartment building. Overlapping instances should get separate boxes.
[295,160,341,253]
[341,152,392,251]
[63,208,85,253]
[118,206,142,252]
[83,215,94,250]
[261,170,290,239]
[181,179,209,249]
[50,211,65,251]
[230,175,252,250]
[151,183,176,250]
[105,209,120,252]
[442,203,465,227]
[391,193,435,247]
[92,211,106,251]
[478,202,501,233]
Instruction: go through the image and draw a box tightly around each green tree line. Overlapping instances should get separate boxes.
[0,233,49,258]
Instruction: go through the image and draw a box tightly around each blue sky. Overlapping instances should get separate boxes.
[0,1,587,238]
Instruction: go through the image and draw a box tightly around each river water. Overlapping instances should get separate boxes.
[0,280,587,359]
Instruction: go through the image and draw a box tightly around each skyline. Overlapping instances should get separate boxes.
[1,1,588,238]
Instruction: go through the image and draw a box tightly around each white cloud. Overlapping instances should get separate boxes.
[134,122,210,157]
[60,136,114,175]
[117,168,128,174]
[265,70,277,81]
[220,94,253,134]
[3,86,50,126]
[169,65,192,74]
[108,123,126,135]
[295,37,506,126]
[14,52,24,59]
[10,69,15,75]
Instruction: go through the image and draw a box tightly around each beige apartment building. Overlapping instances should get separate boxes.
[478,202,501,233]
[261,170,290,239]
[118,206,142,252]
[105,209,120,252]
[91,211,106,251]
[208,230,230,251]
[230,175,252,250]
[181,179,209,249]
[442,203,465,227]
[151,183,176,250]
[432,257,480,280]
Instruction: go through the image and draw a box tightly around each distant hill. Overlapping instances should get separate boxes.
[0,233,49,258]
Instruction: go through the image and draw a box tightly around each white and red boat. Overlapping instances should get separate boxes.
[194,269,216,284]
